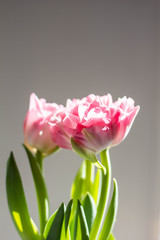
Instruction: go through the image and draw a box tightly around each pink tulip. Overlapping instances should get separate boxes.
[24,93,63,155]
[49,108,79,149]
[53,94,139,155]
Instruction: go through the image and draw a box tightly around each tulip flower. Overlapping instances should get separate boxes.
[24,93,62,155]
[71,94,140,154]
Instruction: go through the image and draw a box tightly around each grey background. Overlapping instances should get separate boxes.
[0,1,159,239]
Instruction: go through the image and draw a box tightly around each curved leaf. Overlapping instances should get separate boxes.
[108,233,116,240]
[70,160,86,201]
[24,146,49,234]
[98,179,118,240]
[73,203,79,240]
[84,159,95,194]
[91,169,102,206]
[65,199,73,235]
[45,203,65,240]
[82,193,97,232]
[43,210,58,239]
[60,220,71,240]
[70,160,86,229]
[6,152,40,240]
[77,200,89,240]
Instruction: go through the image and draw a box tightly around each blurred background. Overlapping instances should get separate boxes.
[0,0,159,239]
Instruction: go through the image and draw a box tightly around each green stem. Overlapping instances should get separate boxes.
[36,150,44,172]
[85,159,95,192]
[35,151,48,238]
[90,149,111,240]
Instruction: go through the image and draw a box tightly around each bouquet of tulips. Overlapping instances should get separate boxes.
[6,93,139,240]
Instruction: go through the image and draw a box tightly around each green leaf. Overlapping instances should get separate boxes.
[73,203,79,240]
[91,169,102,206]
[65,199,73,235]
[45,203,65,240]
[60,219,71,240]
[107,233,116,240]
[57,199,73,240]
[98,179,118,240]
[43,210,58,239]
[72,200,90,240]
[6,152,40,240]
[77,200,89,240]
[70,159,95,224]
[71,138,105,171]
[24,146,49,235]
[84,160,95,195]
[70,160,86,201]
[82,193,97,232]
[70,160,86,229]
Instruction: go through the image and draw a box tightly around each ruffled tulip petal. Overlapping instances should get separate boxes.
[66,94,140,155]
[24,93,62,155]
